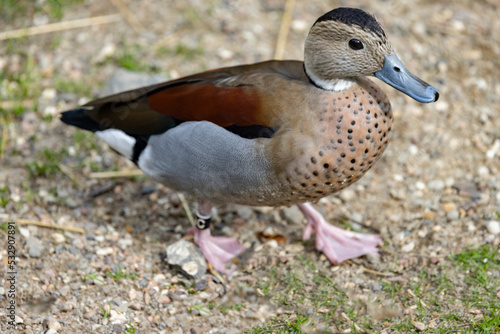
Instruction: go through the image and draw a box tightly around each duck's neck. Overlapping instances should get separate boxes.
[304,65,355,92]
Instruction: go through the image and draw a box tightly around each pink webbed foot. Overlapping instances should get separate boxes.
[298,203,381,264]
[188,227,246,275]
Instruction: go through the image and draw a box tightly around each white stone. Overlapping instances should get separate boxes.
[153,274,167,282]
[486,139,500,159]
[51,233,66,244]
[43,105,58,116]
[217,49,234,60]
[478,166,489,177]
[48,320,62,330]
[486,221,500,235]
[129,289,138,300]
[117,238,133,248]
[416,182,426,190]
[291,19,308,32]
[96,247,114,256]
[435,101,449,112]
[339,188,356,202]
[109,310,127,324]
[18,227,30,238]
[393,174,404,182]
[94,235,105,242]
[264,239,278,249]
[350,212,364,224]
[401,242,415,253]
[428,180,445,191]
[41,88,57,101]
[10,193,21,202]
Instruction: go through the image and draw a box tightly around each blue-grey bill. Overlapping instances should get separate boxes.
[374,53,439,103]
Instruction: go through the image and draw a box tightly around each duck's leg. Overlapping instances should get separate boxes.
[298,203,381,264]
[188,200,246,274]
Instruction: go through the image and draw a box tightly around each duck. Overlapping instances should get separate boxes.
[61,7,439,274]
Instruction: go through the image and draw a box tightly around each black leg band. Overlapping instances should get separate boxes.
[195,215,211,230]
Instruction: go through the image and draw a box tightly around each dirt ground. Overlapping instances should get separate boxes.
[1,0,499,333]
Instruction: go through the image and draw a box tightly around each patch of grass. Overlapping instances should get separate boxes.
[453,244,499,289]
[245,314,310,334]
[107,264,138,283]
[0,53,40,118]
[218,302,245,313]
[155,43,204,61]
[0,0,84,23]
[0,185,10,207]
[113,45,150,72]
[473,305,500,332]
[0,222,11,232]
[246,245,500,333]
[22,180,38,203]
[83,272,104,283]
[54,77,92,97]
[25,148,66,177]
[189,304,210,314]
[101,303,110,320]
[73,129,99,150]
[122,323,138,334]
[173,44,204,60]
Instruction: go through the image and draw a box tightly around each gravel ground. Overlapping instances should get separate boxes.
[0,0,499,333]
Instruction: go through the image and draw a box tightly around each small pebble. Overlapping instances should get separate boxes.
[18,227,30,238]
[371,282,383,291]
[447,210,460,221]
[109,310,127,325]
[51,233,66,244]
[478,166,489,177]
[339,188,356,201]
[157,294,172,304]
[281,206,303,224]
[96,247,114,256]
[486,221,500,235]
[27,237,44,258]
[423,211,435,220]
[166,240,207,279]
[112,324,122,334]
[428,179,445,191]
[442,202,457,212]
[366,252,380,264]
[235,205,253,220]
[48,320,62,330]
[412,320,427,331]
[153,274,167,282]
[401,241,415,253]
[350,212,363,224]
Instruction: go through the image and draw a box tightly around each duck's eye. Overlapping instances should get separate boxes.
[349,39,364,50]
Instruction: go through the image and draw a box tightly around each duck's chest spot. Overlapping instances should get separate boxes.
[284,86,393,202]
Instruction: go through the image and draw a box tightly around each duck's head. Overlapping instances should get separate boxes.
[304,7,439,103]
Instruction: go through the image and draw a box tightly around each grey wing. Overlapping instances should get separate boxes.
[137,121,277,204]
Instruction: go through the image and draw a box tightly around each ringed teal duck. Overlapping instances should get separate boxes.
[61,7,439,274]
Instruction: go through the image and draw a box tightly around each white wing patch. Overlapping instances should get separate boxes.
[96,129,135,159]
